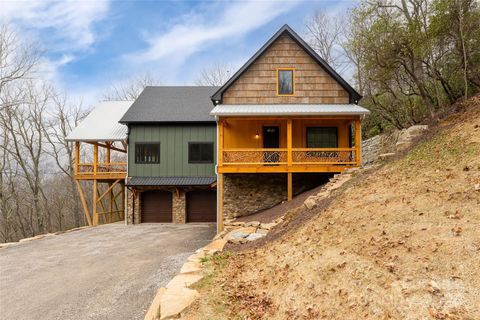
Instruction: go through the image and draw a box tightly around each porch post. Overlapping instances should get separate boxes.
[75,141,80,176]
[93,142,98,175]
[218,118,224,167]
[287,118,293,201]
[355,118,361,166]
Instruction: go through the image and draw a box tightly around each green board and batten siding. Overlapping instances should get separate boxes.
[128,124,216,177]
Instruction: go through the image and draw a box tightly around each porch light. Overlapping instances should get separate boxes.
[255,133,260,139]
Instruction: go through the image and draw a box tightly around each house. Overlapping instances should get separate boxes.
[209,24,369,231]
[67,24,369,230]
[119,87,219,224]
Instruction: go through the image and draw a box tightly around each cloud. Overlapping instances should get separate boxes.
[127,0,302,64]
[1,0,110,52]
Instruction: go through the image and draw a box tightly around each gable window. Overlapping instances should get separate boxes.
[135,143,160,164]
[307,127,338,148]
[277,68,295,95]
[189,142,214,164]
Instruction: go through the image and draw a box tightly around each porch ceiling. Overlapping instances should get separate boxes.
[210,104,370,117]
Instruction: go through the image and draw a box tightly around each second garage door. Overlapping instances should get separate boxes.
[141,191,172,223]
[186,190,216,222]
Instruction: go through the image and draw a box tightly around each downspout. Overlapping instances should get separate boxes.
[125,124,131,226]
[215,114,219,234]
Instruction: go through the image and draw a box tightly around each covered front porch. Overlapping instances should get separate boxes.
[217,116,362,173]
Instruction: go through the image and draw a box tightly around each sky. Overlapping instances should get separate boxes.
[1,0,355,106]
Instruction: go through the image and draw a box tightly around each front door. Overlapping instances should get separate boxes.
[263,126,280,163]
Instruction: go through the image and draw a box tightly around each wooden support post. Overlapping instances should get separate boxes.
[93,180,98,226]
[287,172,292,201]
[75,142,80,175]
[217,173,223,234]
[218,118,224,167]
[93,143,98,175]
[75,180,92,226]
[106,142,111,164]
[355,118,361,166]
[96,187,107,223]
[287,118,292,166]
[121,183,125,221]
[108,182,113,223]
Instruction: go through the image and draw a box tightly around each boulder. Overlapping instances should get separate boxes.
[180,261,202,274]
[224,227,257,241]
[245,221,261,227]
[160,287,199,320]
[197,239,227,254]
[245,233,265,241]
[144,287,165,320]
[304,197,317,210]
[395,141,412,152]
[260,222,277,230]
[379,153,396,160]
[166,274,203,289]
[256,228,269,235]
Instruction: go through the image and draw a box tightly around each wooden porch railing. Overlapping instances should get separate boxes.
[222,148,357,166]
[76,162,127,176]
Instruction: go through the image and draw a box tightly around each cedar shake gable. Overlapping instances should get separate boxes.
[211,24,361,105]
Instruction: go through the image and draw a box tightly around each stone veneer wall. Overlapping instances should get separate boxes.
[223,174,287,219]
[223,173,333,220]
[125,186,186,224]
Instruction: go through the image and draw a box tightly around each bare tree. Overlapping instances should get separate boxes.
[0,83,51,234]
[0,24,40,112]
[195,63,232,86]
[103,73,161,100]
[43,93,88,227]
[305,10,349,74]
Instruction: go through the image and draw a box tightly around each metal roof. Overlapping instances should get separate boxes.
[119,86,219,123]
[211,24,362,104]
[126,176,216,186]
[210,104,370,117]
[66,101,132,142]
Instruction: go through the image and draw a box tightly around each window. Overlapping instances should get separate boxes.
[188,142,214,163]
[307,127,338,148]
[135,143,160,164]
[277,68,295,95]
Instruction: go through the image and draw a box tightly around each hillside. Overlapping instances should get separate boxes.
[184,96,480,320]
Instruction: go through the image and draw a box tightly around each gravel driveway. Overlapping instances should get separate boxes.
[0,223,215,320]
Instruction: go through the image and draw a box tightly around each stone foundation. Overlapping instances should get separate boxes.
[222,173,331,219]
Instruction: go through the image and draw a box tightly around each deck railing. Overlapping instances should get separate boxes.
[222,148,357,166]
[76,162,127,176]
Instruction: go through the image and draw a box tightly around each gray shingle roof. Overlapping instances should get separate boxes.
[120,86,219,123]
[126,176,216,186]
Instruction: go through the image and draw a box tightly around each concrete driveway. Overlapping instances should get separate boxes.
[0,223,215,320]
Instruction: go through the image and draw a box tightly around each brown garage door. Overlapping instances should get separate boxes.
[141,191,172,223]
[186,190,216,222]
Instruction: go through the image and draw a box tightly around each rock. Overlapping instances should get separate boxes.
[307,282,314,289]
[160,287,199,320]
[257,228,269,235]
[474,184,480,191]
[144,287,165,320]
[405,125,428,137]
[428,280,441,295]
[245,221,261,227]
[379,153,396,160]
[245,233,265,241]
[187,252,205,263]
[260,222,276,230]
[274,217,284,224]
[396,141,412,152]
[180,261,202,274]
[229,237,247,244]
[166,274,203,289]
[224,227,257,241]
[304,196,317,210]
[197,239,227,254]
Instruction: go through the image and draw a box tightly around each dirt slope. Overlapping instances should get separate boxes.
[185,97,480,320]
